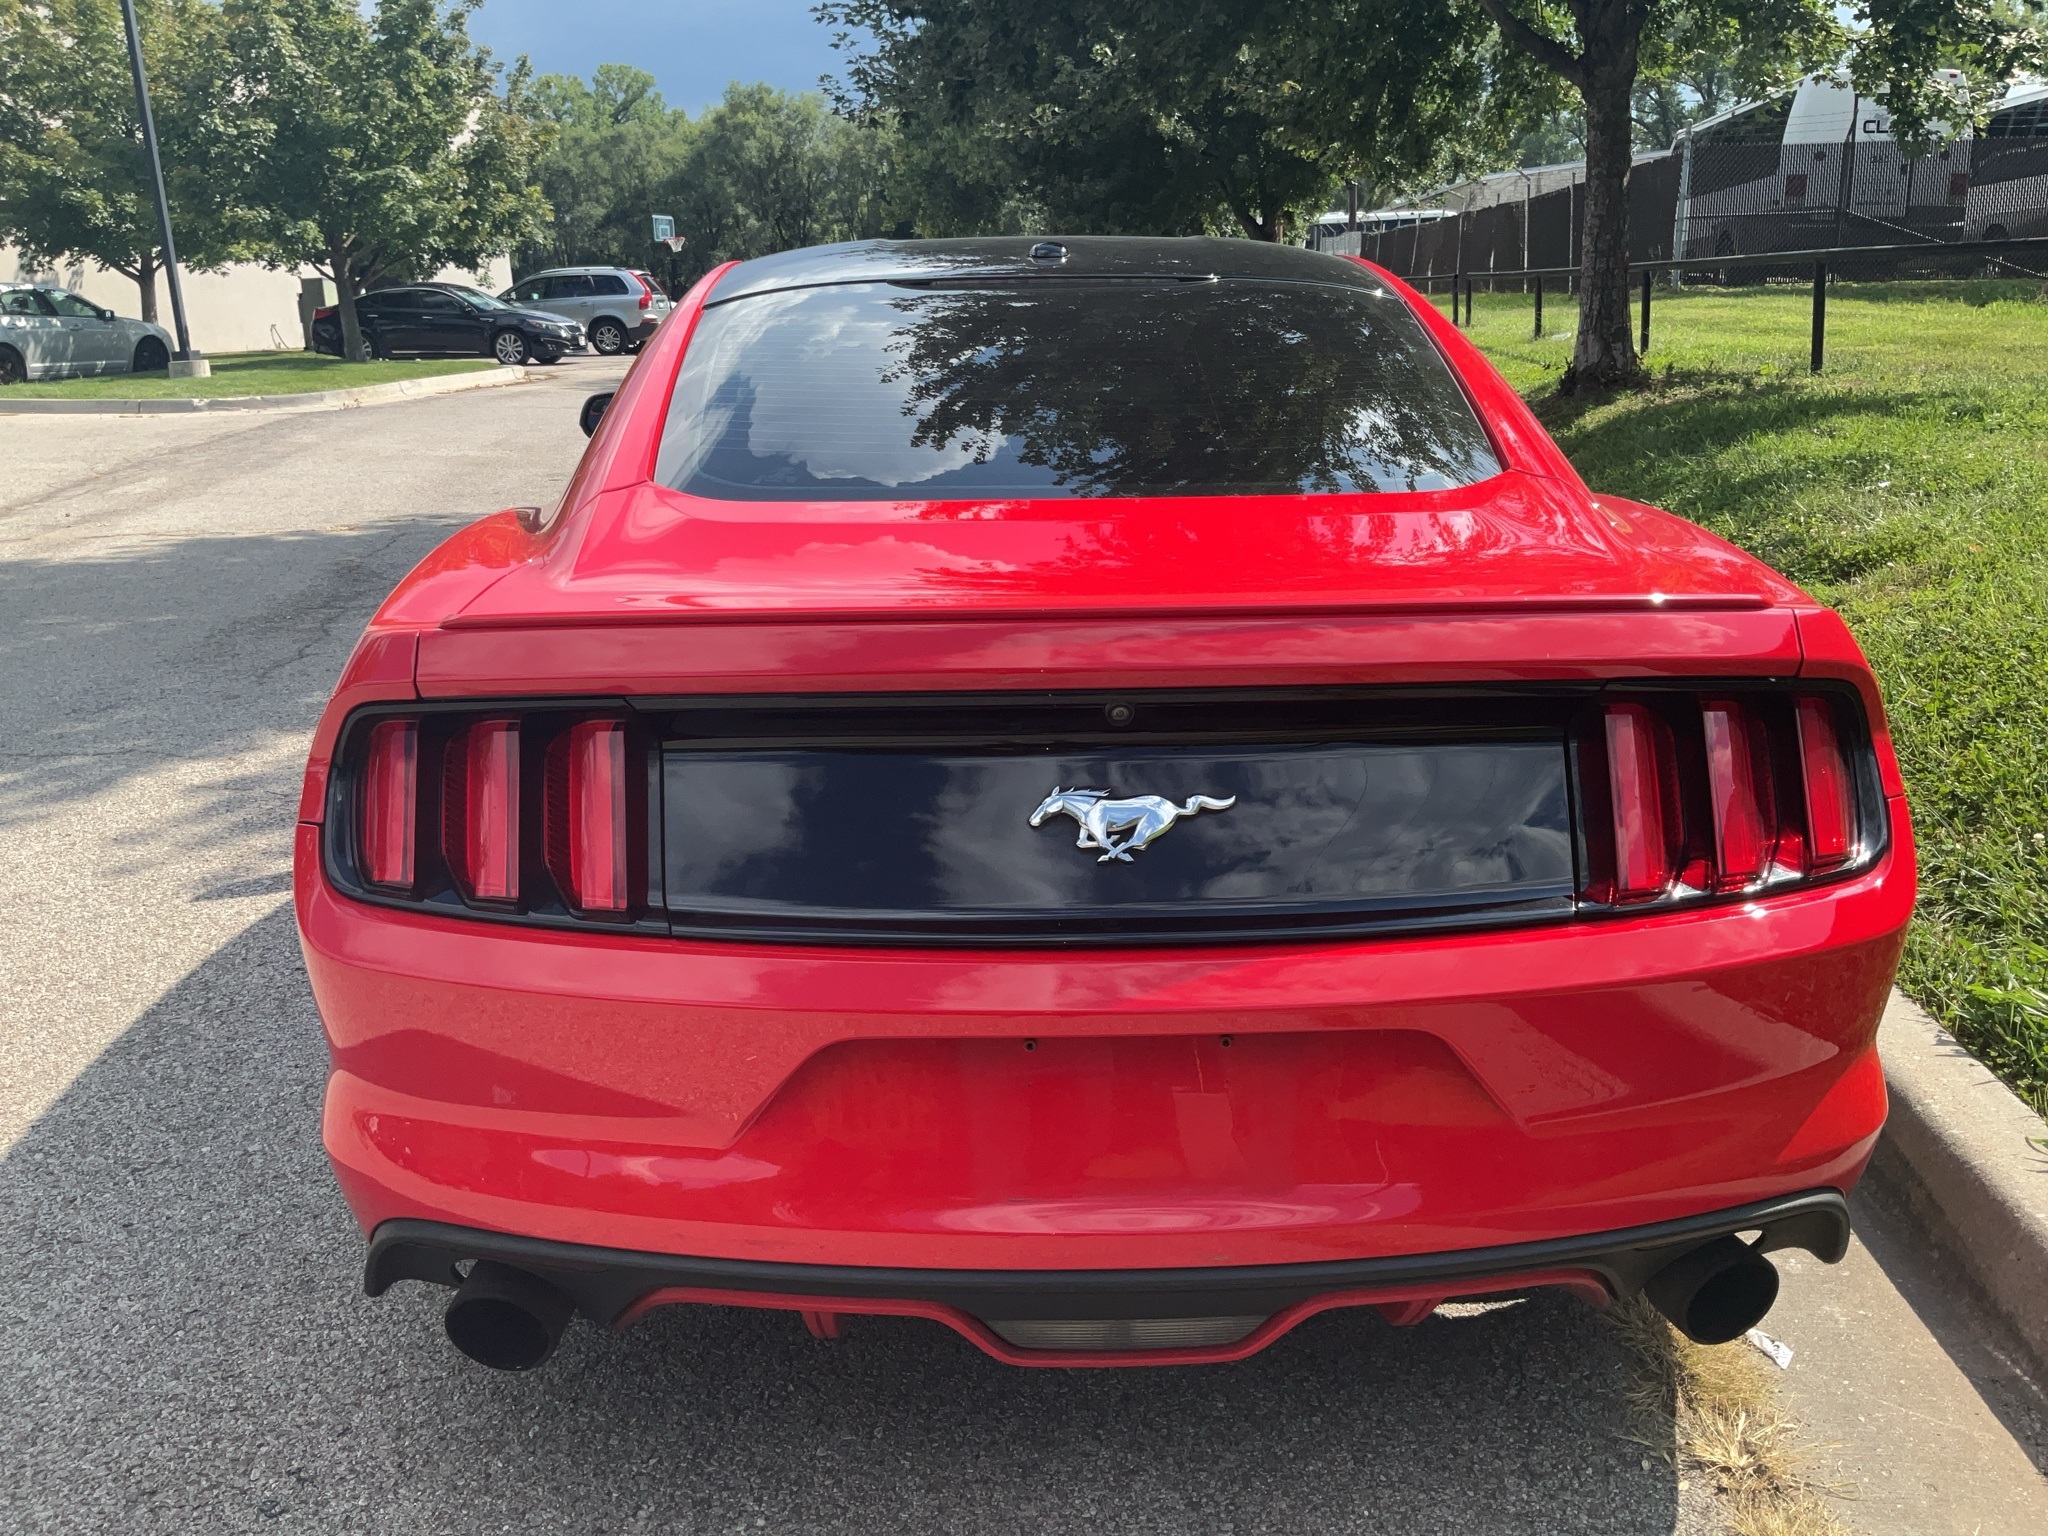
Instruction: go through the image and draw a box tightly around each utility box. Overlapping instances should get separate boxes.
[297,277,336,351]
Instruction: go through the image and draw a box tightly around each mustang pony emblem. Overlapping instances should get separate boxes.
[1028,787,1237,863]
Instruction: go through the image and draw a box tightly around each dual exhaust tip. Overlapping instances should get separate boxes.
[437,1236,1782,1371]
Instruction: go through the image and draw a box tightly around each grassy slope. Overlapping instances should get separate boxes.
[6,350,495,399]
[1451,279,2048,1111]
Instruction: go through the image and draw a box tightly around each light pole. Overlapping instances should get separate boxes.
[118,0,202,372]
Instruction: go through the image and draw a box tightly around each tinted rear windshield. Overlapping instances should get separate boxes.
[655,279,1501,500]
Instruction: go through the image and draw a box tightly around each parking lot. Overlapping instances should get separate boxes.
[1,366,2042,1534]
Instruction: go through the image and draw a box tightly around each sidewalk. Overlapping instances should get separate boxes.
[1770,1171,2048,1533]
[1761,993,2048,1536]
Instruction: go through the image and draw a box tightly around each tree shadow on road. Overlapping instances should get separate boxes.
[0,906,1689,1534]
[0,520,465,886]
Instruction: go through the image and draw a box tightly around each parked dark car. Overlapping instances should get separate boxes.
[311,283,584,365]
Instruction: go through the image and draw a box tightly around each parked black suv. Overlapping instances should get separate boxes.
[311,283,584,365]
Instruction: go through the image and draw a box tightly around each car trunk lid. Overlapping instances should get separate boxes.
[443,472,1801,630]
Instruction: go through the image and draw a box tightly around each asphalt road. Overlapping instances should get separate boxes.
[0,362,2037,1535]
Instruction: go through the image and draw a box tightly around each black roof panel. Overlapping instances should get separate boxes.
[707,236,1380,304]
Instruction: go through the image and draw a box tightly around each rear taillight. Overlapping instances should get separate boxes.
[313,306,335,321]
[1603,704,1677,900]
[1582,688,1874,910]
[443,719,519,902]
[359,718,418,890]
[339,710,645,923]
[1701,700,1776,890]
[1796,696,1856,871]
[547,720,630,913]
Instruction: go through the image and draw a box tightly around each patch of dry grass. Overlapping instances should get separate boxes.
[1612,1296,1851,1536]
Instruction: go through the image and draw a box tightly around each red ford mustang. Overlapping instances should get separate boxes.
[296,237,1911,1371]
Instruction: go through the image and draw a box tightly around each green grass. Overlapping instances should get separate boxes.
[5,349,495,398]
[1448,278,2048,1112]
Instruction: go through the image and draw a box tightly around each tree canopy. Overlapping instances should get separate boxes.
[0,0,250,320]
[524,64,692,276]
[821,0,1502,242]
[518,77,907,291]
[229,0,551,358]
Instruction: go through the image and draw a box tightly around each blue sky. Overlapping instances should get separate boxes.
[467,0,853,115]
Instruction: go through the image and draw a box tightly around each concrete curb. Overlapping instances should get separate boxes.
[1876,988,2048,1368]
[0,363,537,415]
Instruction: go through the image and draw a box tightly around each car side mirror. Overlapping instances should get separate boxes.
[579,391,614,438]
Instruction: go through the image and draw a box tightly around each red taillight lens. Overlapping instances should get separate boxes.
[546,720,629,913]
[359,718,417,889]
[637,289,652,310]
[1796,696,1856,870]
[1604,703,1676,899]
[443,719,519,902]
[1701,699,1776,889]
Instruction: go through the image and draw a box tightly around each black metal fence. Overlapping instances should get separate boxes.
[1339,128,2048,288]
[1423,235,2048,373]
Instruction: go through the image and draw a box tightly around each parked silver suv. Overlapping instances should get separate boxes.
[497,266,670,355]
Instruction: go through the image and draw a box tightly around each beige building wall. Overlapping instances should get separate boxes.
[1,245,514,355]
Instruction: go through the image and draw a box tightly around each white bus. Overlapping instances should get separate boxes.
[1673,72,2048,258]
[1305,208,1452,254]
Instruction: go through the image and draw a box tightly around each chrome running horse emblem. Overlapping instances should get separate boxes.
[1029,787,1237,863]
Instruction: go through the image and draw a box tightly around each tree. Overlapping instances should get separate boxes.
[521,64,693,275]
[1850,0,2045,149]
[517,73,909,292]
[0,0,247,320]
[823,1,1495,244]
[685,86,878,251]
[1473,0,2042,389]
[1512,12,1780,162]
[229,0,552,361]
[657,83,905,283]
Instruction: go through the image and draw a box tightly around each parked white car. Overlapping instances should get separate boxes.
[0,283,176,384]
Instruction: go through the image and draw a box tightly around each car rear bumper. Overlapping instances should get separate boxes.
[366,1188,1851,1365]
[299,792,1911,1274]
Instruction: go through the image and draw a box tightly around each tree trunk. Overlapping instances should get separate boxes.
[1224,201,1283,242]
[1565,16,1644,391]
[1212,164,1277,242]
[1220,189,1263,242]
[136,253,159,325]
[1475,0,1647,392]
[331,244,369,363]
